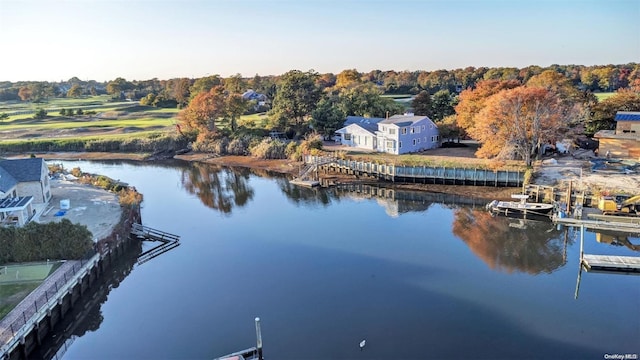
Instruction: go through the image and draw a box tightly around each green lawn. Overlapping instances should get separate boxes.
[595,92,615,101]
[0,117,174,131]
[0,95,130,113]
[239,112,269,128]
[0,283,40,319]
[0,262,62,319]
[381,94,414,99]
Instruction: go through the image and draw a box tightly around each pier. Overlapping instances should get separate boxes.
[130,224,181,265]
[578,225,640,274]
[552,215,640,234]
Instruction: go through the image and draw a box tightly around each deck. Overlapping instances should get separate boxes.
[581,254,640,273]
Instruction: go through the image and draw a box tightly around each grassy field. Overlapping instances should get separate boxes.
[0,262,62,319]
[0,103,178,142]
[0,95,130,113]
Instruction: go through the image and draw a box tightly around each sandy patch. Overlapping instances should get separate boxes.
[532,154,640,194]
[36,180,122,241]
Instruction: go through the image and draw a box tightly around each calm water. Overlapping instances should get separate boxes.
[35,160,638,360]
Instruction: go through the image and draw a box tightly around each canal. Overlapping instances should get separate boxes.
[34,160,639,359]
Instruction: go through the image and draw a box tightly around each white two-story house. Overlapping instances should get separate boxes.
[336,113,440,155]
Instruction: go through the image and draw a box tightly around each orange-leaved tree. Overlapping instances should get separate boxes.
[178,85,227,134]
[471,86,565,166]
[455,79,521,136]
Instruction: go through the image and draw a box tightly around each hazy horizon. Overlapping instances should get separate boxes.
[1,0,638,82]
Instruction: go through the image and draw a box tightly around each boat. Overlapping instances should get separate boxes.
[486,194,554,216]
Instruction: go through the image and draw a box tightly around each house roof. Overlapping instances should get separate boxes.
[615,111,640,121]
[0,158,45,183]
[344,116,384,133]
[379,114,434,127]
[0,166,17,194]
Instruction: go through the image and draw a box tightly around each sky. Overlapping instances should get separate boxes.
[0,0,638,82]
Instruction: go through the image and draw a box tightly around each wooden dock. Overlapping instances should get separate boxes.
[577,225,640,274]
[581,254,640,273]
[130,223,180,265]
[553,215,640,234]
[587,213,640,225]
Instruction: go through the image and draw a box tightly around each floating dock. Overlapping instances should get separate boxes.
[581,254,640,273]
[577,225,640,274]
[553,215,640,234]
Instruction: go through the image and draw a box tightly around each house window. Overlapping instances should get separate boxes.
[417,138,420,143]
[410,127,415,134]
[344,134,351,140]
[402,128,407,135]
[364,137,368,145]
[422,125,425,130]
[399,141,402,148]
[412,139,416,145]
[415,126,420,133]
[430,124,434,129]
[386,141,394,149]
[388,128,396,135]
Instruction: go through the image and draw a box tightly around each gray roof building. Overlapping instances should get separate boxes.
[0,166,17,194]
[344,116,384,134]
[0,158,46,182]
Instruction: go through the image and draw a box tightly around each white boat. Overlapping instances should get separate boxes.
[486,194,554,216]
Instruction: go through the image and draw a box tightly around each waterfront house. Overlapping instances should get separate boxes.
[334,116,384,150]
[594,111,640,159]
[376,114,440,155]
[335,114,440,154]
[0,158,51,226]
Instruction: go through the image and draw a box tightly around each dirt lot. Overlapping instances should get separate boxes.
[36,179,121,242]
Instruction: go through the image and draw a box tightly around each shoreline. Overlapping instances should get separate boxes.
[6,151,520,200]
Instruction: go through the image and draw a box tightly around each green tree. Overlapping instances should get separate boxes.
[224,93,247,133]
[0,113,8,123]
[337,83,403,118]
[190,75,223,99]
[431,89,457,122]
[224,73,246,94]
[411,90,432,116]
[67,84,83,98]
[269,70,321,137]
[438,115,463,142]
[106,77,132,99]
[34,108,47,119]
[59,108,67,116]
[173,78,191,108]
[77,108,84,115]
[311,96,346,139]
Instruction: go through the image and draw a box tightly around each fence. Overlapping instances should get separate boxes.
[0,252,99,354]
[304,155,525,187]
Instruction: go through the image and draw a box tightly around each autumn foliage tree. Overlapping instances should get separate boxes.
[179,86,227,134]
[455,79,521,135]
[471,86,566,166]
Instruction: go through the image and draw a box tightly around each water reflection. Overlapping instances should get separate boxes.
[31,239,142,360]
[180,163,255,214]
[453,209,568,274]
[592,230,640,252]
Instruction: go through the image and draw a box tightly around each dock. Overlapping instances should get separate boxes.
[552,215,640,234]
[130,223,180,265]
[581,254,640,273]
[586,213,640,225]
[578,225,640,274]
